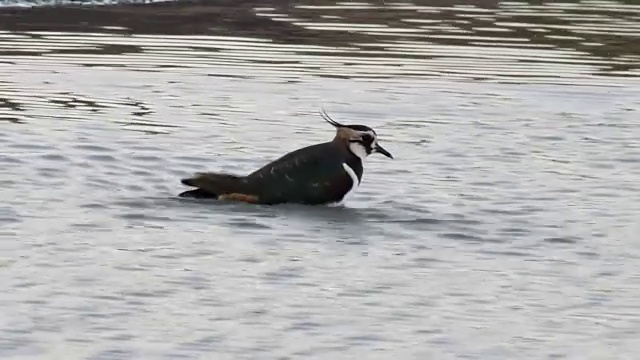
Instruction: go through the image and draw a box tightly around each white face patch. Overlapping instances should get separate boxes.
[348,142,369,162]
[348,130,378,163]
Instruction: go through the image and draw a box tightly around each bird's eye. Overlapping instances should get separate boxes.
[361,134,373,143]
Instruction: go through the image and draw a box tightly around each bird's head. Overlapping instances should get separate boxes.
[321,109,393,160]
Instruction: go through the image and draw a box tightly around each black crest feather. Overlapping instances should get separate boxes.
[320,108,345,128]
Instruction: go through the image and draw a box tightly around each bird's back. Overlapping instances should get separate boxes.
[245,141,359,205]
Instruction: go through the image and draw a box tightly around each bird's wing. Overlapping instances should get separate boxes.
[247,142,328,178]
[247,143,354,205]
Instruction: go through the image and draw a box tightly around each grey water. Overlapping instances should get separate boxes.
[1,0,640,359]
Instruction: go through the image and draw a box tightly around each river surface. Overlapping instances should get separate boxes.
[1,0,640,359]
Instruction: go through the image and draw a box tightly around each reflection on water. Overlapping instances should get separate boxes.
[2,0,636,135]
[0,0,638,85]
[1,1,640,359]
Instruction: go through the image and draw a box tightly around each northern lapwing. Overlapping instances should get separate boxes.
[178,109,393,205]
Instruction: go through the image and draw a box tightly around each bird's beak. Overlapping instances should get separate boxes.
[374,143,393,159]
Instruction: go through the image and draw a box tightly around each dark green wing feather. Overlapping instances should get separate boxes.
[247,142,354,205]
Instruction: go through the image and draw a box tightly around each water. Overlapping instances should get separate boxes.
[1,0,640,359]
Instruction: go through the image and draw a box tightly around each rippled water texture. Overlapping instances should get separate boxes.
[1,0,640,359]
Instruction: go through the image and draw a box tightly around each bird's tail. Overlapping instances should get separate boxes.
[178,172,254,200]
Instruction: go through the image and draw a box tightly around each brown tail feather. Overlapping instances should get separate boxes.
[179,172,251,198]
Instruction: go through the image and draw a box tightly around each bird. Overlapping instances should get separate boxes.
[178,109,393,205]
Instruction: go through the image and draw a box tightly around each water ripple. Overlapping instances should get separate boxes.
[0,1,639,359]
[0,1,638,84]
